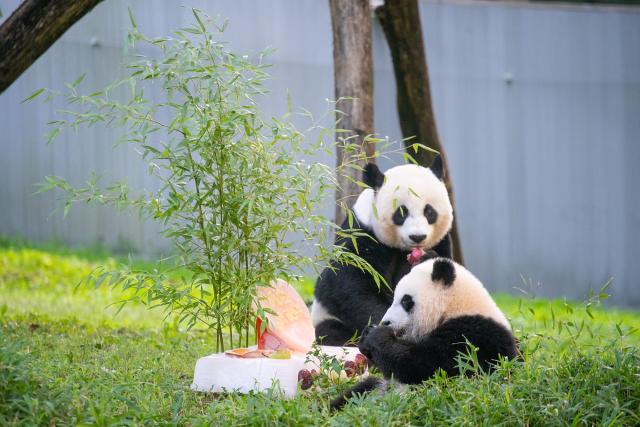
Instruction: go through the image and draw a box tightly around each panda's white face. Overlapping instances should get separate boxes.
[380,259,449,338]
[380,258,511,339]
[353,163,453,251]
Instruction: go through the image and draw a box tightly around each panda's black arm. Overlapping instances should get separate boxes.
[359,326,450,384]
[432,233,452,259]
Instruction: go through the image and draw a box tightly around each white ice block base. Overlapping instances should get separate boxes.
[191,346,361,398]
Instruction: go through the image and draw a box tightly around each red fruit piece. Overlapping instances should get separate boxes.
[256,317,285,350]
[298,369,310,381]
[344,360,357,377]
[298,369,313,390]
[407,247,426,266]
[355,353,368,374]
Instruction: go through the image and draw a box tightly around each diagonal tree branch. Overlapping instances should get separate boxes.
[0,0,103,94]
[375,0,464,264]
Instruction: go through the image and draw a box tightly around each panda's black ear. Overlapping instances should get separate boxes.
[431,258,456,287]
[429,154,444,181]
[363,163,385,190]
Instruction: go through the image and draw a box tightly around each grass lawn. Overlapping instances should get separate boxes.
[1,241,639,426]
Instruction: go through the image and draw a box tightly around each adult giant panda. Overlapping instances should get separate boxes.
[312,156,453,346]
[330,257,518,410]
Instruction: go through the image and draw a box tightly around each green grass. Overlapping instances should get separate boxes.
[1,242,639,426]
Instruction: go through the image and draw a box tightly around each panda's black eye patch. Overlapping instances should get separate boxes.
[424,204,438,224]
[392,205,409,226]
[401,294,415,312]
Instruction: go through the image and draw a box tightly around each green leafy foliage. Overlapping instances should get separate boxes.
[0,333,67,425]
[35,10,386,352]
[1,244,639,425]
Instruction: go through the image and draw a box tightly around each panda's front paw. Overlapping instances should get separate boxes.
[359,343,373,360]
[368,325,396,344]
[361,325,375,341]
[359,326,395,362]
[358,325,376,359]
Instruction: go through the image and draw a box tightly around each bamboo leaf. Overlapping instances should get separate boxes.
[21,88,45,103]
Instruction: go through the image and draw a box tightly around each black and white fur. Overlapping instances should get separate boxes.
[331,258,518,410]
[312,156,454,346]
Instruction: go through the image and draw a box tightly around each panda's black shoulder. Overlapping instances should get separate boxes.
[336,213,388,252]
[333,211,406,273]
[431,233,453,259]
[427,315,519,362]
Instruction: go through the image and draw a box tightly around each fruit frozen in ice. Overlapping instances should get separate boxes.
[254,279,314,353]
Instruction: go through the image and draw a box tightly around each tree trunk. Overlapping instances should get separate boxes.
[375,0,464,265]
[0,0,103,94]
[329,0,375,225]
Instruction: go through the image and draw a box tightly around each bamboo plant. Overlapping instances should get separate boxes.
[34,10,384,352]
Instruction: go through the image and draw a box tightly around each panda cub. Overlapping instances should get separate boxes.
[312,156,454,346]
[330,258,518,410]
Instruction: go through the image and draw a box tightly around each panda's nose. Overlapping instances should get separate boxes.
[409,234,427,243]
[380,320,391,326]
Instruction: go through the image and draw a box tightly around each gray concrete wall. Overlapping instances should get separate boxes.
[1,0,639,306]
